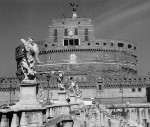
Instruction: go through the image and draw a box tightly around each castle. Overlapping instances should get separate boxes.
[0,3,150,105]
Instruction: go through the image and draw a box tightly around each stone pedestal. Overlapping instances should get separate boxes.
[76,96,83,104]
[13,82,42,108]
[69,94,76,104]
[57,91,69,105]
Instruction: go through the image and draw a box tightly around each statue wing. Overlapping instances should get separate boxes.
[69,3,73,6]
[21,39,30,51]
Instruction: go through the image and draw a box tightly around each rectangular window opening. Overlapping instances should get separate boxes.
[64,39,68,46]
[132,88,135,92]
[138,88,141,92]
[85,36,89,41]
[74,28,78,35]
[69,39,74,46]
[64,29,68,36]
[75,39,79,46]
[99,85,102,90]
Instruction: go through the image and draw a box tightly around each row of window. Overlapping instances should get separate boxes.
[53,28,89,36]
[98,85,142,92]
[64,39,79,46]
[91,42,136,50]
[132,88,142,92]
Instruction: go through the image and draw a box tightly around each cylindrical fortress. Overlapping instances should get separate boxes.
[15,16,138,82]
[12,7,150,104]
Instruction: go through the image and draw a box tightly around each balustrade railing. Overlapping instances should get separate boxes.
[0,103,73,127]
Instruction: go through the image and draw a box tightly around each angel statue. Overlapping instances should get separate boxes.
[57,71,65,91]
[21,37,40,83]
[68,77,76,95]
[68,77,82,97]
[75,84,82,98]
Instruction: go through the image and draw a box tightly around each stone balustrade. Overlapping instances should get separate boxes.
[79,105,146,127]
[0,103,75,127]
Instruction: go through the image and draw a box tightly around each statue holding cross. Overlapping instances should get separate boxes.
[69,2,79,18]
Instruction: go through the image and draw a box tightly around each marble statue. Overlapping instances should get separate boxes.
[75,84,82,98]
[68,77,82,97]
[21,37,40,83]
[69,2,78,18]
[69,2,78,14]
[57,71,65,91]
[68,77,76,94]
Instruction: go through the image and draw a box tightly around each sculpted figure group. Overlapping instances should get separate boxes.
[21,37,40,83]
[21,37,82,98]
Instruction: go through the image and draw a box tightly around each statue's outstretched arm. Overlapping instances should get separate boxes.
[34,44,41,63]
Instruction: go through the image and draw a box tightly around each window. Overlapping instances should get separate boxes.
[54,37,57,42]
[85,28,88,35]
[69,39,74,46]
[53,29,58,42]
[132,88,135,92]
[138,88,141,92]
[99,85,102,90]
[64,39,68,46]
[103,43,106,46]
[134,47,136,50]
[85,28,89,41]
[74,28,78,35]
[128,44,132,48]
[64,39,79,46]
[118,43,124,47]
[64,29,68,36]
[111,42,113,46]
[54,29,57,36]
[85,36,89,41]
[75,39,79,46]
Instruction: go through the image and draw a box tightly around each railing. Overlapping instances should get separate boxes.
[80,105,145,127]
[0,103,74,127]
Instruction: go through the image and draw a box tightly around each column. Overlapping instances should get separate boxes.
[46,108,50,119]
[0,114,7,127]
[50,108,53,118]
[20,112,27,127]
[42,110,46,123]
[100,111,104,127]
[138,108,143,125]
[146,108,150,127]
[38,111,43,126]
[11,112,19,127]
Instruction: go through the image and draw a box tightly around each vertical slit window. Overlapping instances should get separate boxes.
[54,29,57,36]
[75,39,79,46]
[64,29,68,36]
[85,28,89,41]
[85,28,88,35]
[64,39,68,46]
[74,28,78,35]
[69,39,74,46]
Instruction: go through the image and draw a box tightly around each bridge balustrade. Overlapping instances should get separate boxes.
[0,103,75,127]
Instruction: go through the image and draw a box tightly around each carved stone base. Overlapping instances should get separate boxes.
[13,83,42,108]
[69,94,76,104]
[76,96,83,104]
[57,91,69,105]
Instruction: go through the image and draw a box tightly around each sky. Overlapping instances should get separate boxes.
[0,0,150,77]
